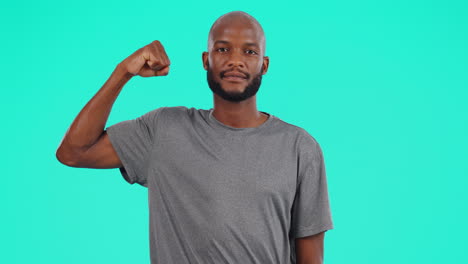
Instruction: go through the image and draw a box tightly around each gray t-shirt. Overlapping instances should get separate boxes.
[106,106,334,264]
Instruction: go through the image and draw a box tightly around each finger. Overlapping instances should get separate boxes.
[153,41,170,66]
[146,45,165,70]
[138,64,158,77]
[155,65,170,76]
[140,46,152,63]
[146,59,164,71]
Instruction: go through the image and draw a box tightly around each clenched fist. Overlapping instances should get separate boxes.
[120,40,171,77]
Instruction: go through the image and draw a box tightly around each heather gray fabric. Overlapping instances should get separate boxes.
[106,106,334,264]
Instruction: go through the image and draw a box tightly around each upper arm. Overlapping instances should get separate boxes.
[295,231,325,264]
[59,131,123,169]
[80,130,123,168]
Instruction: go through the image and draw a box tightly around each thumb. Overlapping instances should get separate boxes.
[155,66,170,76]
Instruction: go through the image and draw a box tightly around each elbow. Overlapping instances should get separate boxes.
[56,146,80,167]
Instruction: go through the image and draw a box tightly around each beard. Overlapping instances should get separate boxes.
[207,65,263,103]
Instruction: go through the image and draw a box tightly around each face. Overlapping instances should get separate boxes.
[203,19,269,102]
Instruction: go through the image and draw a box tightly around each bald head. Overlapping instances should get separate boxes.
[207,11,266,55]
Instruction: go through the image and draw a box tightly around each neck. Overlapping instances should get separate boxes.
[211,94,268,128]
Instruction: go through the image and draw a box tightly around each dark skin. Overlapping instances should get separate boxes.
[204,13,327,263]
[295,231,326,264]
[202,12,270,128]
[56,10,326,264]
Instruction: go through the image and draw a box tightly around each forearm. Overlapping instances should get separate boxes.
[57,64,132,160]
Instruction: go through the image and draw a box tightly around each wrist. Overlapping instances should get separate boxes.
[114,63,134,82]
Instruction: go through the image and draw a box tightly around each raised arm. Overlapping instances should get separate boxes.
[56,40,170,168]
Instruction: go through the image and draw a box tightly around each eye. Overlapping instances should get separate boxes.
[245,49,258,55]
[216,47,229,52]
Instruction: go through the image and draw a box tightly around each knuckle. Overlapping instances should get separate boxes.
[141,47,151,57]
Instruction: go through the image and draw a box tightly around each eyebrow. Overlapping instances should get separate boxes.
[214,40,259,48]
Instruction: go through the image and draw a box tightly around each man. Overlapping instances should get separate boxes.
[56,11,334,264]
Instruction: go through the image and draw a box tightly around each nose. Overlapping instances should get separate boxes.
[227,50,245,68]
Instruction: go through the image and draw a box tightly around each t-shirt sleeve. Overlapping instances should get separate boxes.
[105,107,166,187]
[290,130,334,238]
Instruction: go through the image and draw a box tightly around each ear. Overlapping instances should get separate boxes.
[261,56,270,75]
[202,51,209,71]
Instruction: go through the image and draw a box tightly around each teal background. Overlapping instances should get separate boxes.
[1,0,467,263]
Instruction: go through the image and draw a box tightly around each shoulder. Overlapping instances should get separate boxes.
[154,106,204,123]
[272,117,320,148]
[140,106,167,119]
[156,105,196,118]
[150,106,202,130]
[272,118,323,160]
[140,105,190,121]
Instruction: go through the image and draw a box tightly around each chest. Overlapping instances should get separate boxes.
[151,130,298,206]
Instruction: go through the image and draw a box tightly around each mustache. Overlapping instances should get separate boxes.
[220,69,250,79]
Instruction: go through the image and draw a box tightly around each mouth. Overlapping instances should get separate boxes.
[221,71,248,83]
[222,76,247,82]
